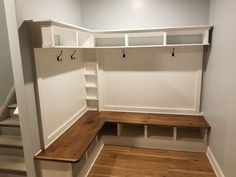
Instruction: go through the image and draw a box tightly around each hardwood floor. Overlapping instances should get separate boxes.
[88,145,216,177]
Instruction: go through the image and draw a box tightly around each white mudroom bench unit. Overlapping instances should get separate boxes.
[29,20,212,177]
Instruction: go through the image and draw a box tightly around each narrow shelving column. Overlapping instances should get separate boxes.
[84,49,99,111]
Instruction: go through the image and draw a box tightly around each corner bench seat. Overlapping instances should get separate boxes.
[35,111,210,163]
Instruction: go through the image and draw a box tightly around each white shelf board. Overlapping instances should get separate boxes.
[86,96,98,100]
[85,84,98,88]
[85,72,97,76]
[166,43,209,47]
[53,45,80,48]
[42,43,209,49]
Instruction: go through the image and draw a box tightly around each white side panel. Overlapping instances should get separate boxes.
[74,138,104,177]
[39,161,73,177]
[34,48,87,148]
[100,47,203,114]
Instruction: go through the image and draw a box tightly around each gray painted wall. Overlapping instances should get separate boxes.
[13,0,236,176]
[81,0,210,30]
[202,0,236,176]
[0,1,14,111]
[15,0,82,27]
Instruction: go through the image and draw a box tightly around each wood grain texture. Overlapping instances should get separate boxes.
[36,111,105,162]
[88,145,216,177]
[99,111,210,128]
[35,111,210,162]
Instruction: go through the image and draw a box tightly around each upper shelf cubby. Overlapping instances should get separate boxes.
[166,30,209,46]
[128,32,164,46]
[94,33,126,47]
[31,20,212,48]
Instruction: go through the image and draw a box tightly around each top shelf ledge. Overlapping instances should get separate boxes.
[30,20,213,48]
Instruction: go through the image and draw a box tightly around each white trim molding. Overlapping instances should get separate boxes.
[44,106,87,149]
[102,105,201,115]
[206,147,226,177]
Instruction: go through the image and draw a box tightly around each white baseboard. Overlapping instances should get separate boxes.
[206,147,225,177]
[102,105,201,115]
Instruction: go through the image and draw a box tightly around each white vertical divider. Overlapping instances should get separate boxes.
[76,31,79,46]
[98,48,105,111]
[163,32,167,46]
[202,30,209,45]
[41,26,54,48]
[203,129,208,144]
[125,34,129,47]
[90,35,95,47]
[195,48,203,113]
[173,127,177,141]
[144,125,148,138]
[117,123,122,136]
[96,49,101,111]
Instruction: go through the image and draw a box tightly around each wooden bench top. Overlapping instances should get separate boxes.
[36,111,105,162]
[99,111,210,128]
[35,111,210,163]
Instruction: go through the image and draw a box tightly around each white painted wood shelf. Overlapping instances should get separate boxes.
[86,96,98,101]
[31,20,212,49]
[84,52,99,111]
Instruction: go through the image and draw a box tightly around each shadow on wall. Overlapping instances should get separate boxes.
[200,28,214,113]
[203,28,214,72]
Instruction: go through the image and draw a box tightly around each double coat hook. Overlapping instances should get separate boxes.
[56,50,78,62]
[57,50,63,61]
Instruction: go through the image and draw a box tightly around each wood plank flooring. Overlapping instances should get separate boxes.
[88,145,216,177]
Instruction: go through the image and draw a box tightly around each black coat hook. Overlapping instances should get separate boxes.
[71,50,76,60]
[172,48,175,57]
[123,49,126,58]
[57,50,63,61]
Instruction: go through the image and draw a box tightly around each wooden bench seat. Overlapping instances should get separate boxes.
[36,111,104,162]
[99,111,210,128]
[35,111,210,163]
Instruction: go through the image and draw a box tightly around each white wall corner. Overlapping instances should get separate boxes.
[206,147,226,177]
